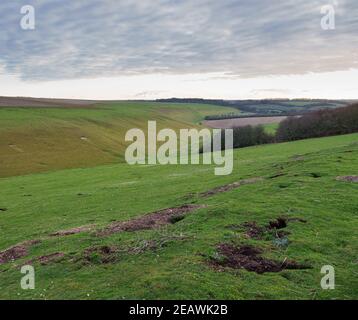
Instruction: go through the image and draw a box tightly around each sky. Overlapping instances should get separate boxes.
[0,0,357,100]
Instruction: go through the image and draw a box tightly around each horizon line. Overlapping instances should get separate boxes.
[1,95,357,102]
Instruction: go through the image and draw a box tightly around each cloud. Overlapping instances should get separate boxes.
[0,0,357,80]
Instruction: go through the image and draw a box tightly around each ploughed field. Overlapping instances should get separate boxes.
[0,133,357,299]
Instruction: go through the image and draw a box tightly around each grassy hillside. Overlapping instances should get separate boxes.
[0,133,357,299]
[0,102,236,177]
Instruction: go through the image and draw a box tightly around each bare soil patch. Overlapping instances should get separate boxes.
[241,217,307,240]
[336,176,358,183]
[211,216,309,273]
[27,252,65,266]
[97,204,205,236]
[50,225,95,237]
[241,222,267,240]
[83,246,119,264]
[210,244,310,274]
[268,217,287,230]
[0,240,41,265]
[200,177,263,197]
[80,235,190,265]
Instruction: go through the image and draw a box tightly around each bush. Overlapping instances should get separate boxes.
[202,125,274,152]
[232,125,274,148]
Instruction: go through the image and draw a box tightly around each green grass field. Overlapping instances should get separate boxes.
[263,123,279,135]
[0,130,357,299]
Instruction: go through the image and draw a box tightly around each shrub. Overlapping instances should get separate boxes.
[232,125,274,148]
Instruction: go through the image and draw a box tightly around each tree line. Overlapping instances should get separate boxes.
[210,103,358,151]
[276,103,358,141]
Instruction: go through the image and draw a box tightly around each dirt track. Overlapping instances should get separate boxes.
[203,116,287,129]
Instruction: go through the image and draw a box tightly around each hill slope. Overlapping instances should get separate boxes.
[0,101,236,177]
[0,133,357,299]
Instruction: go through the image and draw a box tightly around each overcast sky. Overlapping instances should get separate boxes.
[0,0,357,99]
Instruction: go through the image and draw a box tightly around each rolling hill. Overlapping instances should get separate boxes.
[0,100,237,177]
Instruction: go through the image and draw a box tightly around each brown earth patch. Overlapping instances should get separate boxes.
[241,222,266,240]
[80,234,190,265]
[241,217,306,240]
[336,176,358,183]
[267,218,287,230]
[200,178,263,197]
[210,244,310,274]
[97,204,205,236]
[83,246,118,264]
[50,225,95,237]
[27,252,65,266]
[267,217,306,230]
[0,240,41,265]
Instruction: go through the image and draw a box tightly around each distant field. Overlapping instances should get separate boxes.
[0,101,237,177]
[204,116,287,129]
[0,133,357,299]
[157,98,352,116]
[262,123,279,135]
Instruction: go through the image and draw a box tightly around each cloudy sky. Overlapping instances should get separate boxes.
[0,0,357,99]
